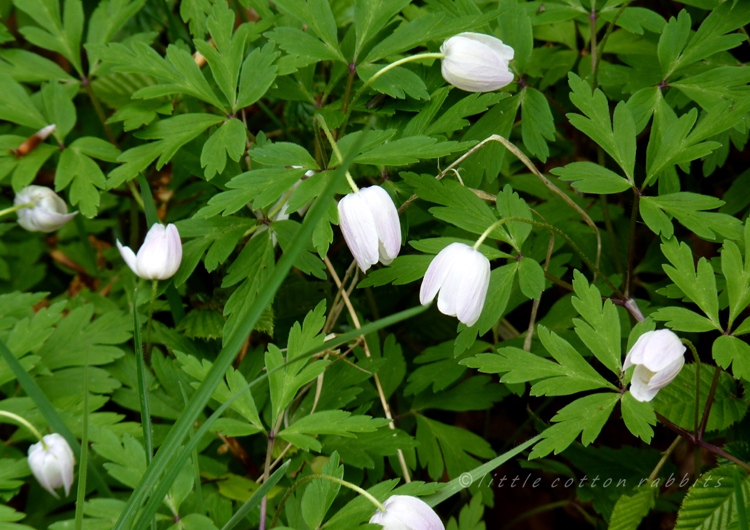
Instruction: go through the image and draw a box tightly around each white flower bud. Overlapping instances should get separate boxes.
[369,495,445,530]
[419,242,490,327]
[14,185,77,232]
[117,223,182,280]
[624,329,686,402]
[440,32,515,92]
[338,185,401,272]
[27,433,75,498]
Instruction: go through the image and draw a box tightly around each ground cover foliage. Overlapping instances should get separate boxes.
[1,0,750,528]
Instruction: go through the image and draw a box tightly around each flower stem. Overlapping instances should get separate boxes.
[340,52,445,135]
[146,280,159,358]
[314,115,359,193]
[0,411,47,447]
[647,435,682,483]
[0,202,31,219]
[270,474,386,528]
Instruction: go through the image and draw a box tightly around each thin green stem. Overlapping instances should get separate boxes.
[270,475,386,528]
[624,192,640,298]
[340,65,357,116]
[127,180,146,211]
[146,280,159,358]
[0,411,47,446]
[473,217,624,299]
[0,202,31,218]
[648,436,682,483]
[340,52,444,134]
[74,352,89,530]
[315,115,359,192]
[593,0,635,89]
[589,1,598,81]
[698,366,722,440]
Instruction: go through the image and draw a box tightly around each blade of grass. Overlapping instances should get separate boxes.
[423,434,541,507]
[115,120,374,530]
[0,338,112,496]
[137,172,184,324]
[74,351,89,530]
[133,288,154,462]
[178,381,204,516]
[133,303,427,530]
[221,461,291,530]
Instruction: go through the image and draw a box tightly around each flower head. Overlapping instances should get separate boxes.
[624,329,686,402]
[440,32,515,92]
[27,433,75,498]
[338,185,401,272]
[14,185,77,232]
[419,243,490,327]
[369,495,445,530]
[117,223,182,280]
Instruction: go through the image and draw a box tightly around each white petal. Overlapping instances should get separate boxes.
[370,495,445,530]
[648,356,685,392]
[454,32,515,62]
[117,240,139,275]
[338,192,379,272]
[455,249,491,327]
[640,329,685,372]
[629,364,660,402]
[28,442,59,498]
[441,35,514,92]
[359,185,401,264]
[163,223,183,279]
[623,330,654,371]
[419,243,466,305]
[136,224,169,280]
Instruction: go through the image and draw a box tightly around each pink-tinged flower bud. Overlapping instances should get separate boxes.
[419,242,490,327]
[338,185,401,272]
[14,185,77,232]
[27,433,75,498]
[624,329,686,402]
[117,223,182,280]
[440,33,515,92]
[369,495,445,530]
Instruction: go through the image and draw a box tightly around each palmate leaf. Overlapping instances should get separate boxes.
[0,74,48,130]
[464,325,616,397]
[12,0,83,74]
[653,364,747,433]
[520,87,555,162]
[529,393,620,459]
[640,193,742,241]
[200,118,246,180]
[675,465,750,530]
[108,113,224,188]
[278,411,390,451]
[722,219,750,331]
[712,336,750,385]
[0,505,34,530]
[415,414,495,481]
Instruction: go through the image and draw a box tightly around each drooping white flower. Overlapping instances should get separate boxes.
[338,185,401,272]
[419,242,490,327]
[27,433,75,498]
[369,495,445,530]
[440,32,515,92]
[117,223,182,280]
[14,185,77,232]
[624,329,686,402]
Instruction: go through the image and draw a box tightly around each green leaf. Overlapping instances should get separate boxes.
[657,9,691,78]
[567,74,636,181]
[279,411,389,452]
[723,220,750,330]
[530,393,619,459]
[651,306,719,333]
[353,0,410,61]
[250,142,318,169]
[0,74,48,130]
[265,27,343,63]
[518,257,544,300]
[712,336,750,383]
[109,113,224,187]
[654,364,747,433]
[660,237,722,330]
[13,0,83,73]
[274,0,344,62]
[620,392,656,444]
[174,217,256,273]
[41,80,77,141]
[650,192,741,242]
[356,64,429,101]
[236,44,279,109]
[354,137,469,166]
[608,487,656,530]
[416,414,495,480]
[464,325,615,396]
[521,87,555,162]
[56,137,120,218]
[0,505,34,530]
[552,162,632,194]
[200,118,246,180]
[571,270,622,376]
[423,92,506,137]
[357,255,433,288]
[675,465,750,530]
[0,48,74,84]
[301,453,343,530]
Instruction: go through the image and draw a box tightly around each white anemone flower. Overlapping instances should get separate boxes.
[369,495,445,530]
[440,32,515,92]
[624,329,686,402]
[14,185,77,232]
[419,242,491,327]
[338,185,401,272]
[117,223,182,280]
[27,433,75,498]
